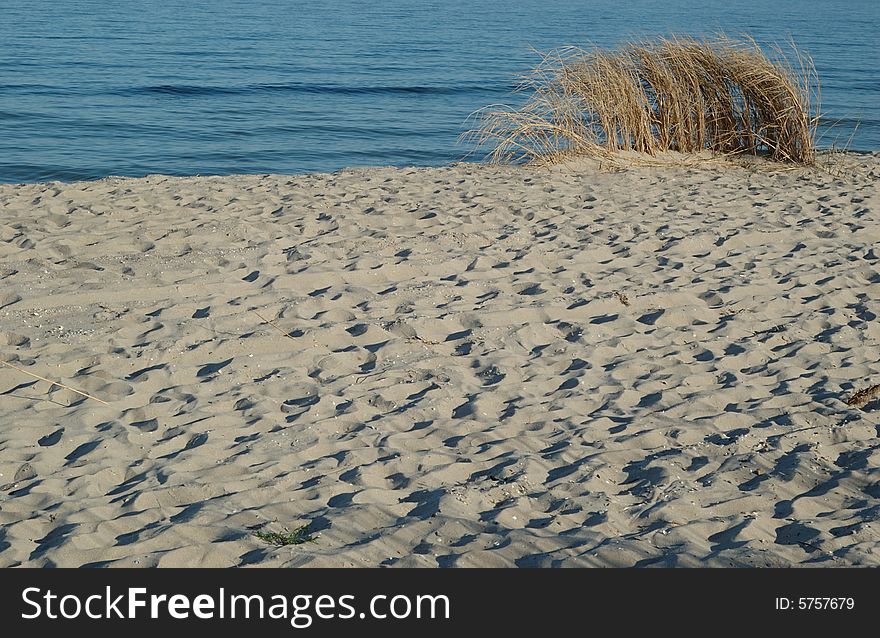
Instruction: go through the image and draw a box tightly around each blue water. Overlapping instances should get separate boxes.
[1,0,877,183]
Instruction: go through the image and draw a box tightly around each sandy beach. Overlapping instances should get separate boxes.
[0,153,878,567]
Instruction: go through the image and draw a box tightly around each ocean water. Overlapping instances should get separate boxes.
[1,0,877,183]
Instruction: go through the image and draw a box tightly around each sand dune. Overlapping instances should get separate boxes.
[0,153,878,567]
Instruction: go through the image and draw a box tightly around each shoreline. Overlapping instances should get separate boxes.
[0,154,878,567]
[1,148,878,188]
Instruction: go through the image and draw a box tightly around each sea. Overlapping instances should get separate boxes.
[1,0,877,183]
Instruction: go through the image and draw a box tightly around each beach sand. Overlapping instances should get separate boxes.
[0,153,878,567]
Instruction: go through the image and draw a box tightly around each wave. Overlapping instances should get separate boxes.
[817,115,875,127]
[121,82,512,97]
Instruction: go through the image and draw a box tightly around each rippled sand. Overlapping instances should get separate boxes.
[1,153,878,567]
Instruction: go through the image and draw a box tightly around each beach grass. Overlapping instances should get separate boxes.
[467,35,819,166]
[254,524,316,547]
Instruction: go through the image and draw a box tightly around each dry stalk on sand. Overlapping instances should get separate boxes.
[466,35,819,166]
[1,358,109,406]
[252,309,299,342]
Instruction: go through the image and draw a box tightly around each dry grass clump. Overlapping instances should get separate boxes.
[467,35,819,166]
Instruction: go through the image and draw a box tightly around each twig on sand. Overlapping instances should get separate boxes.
[251,309,298,342]
[846,383,880,408]
[0,359,109,406]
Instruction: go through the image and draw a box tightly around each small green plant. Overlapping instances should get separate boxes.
[254,524,315,546]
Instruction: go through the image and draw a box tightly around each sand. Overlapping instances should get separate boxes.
[0,153,878,567]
